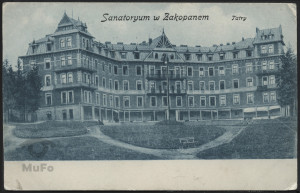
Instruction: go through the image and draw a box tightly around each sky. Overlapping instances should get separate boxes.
[3,3,297,67]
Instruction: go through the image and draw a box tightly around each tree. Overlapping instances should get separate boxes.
[276,46,297,116]
[24,63,42,120]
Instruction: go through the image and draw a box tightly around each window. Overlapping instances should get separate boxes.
[102,63,105,71]
[61,91,67,104]
[233,94,240,105]
[137,96,143,107]
[187,67,193,76]
[220,95,226,106]
[155,53,158,59]
[94,60,98,69]
[62,110,67,120]
[188,96,194,107]
[120,52,127,59]
[114,80,119,90]
[45,93,52,105]
[162,96,168,107]
[95,76,99,86]
[136,80,142,90]
[247,93,254,104]
[232,64,238,74]
[110,51,115,58]
[185,54,191,61]
[82,38,85,47]
[61,74,66,84]
[261,45,267,54]
[67,56,72,65]
[219,53,224,60]
[109,95,113,107]
[233,52,238,59]
[247,77,253,87]
[102,78,106,88]
[208,55,212,61]
[114,65,118,75]
[263,92,269,103]
[109,79,112,89]
[67,73,73,83]
[246,63,253,73]
[45,59,51,69]
[69,109,73,120]
[123,80,129,90]
[68,91,74,103]
[47,44,51,52]
[219,66,225,75]
[60,39,65,48]
[67,37,72,47]
[61,56,66,66]
[123,96,130,107]
[209,96,216,106]
[262,76,268,86]
[233,79,239,89]
[109,64,112,73]
[199,67,204,76]
[200,96,206,106]
[197,54,202,61]
[199,81,205,91]
[83,91,92,103]
[149,65,155,75]
[136,66,142,76]
[103,94,107,106]
[269,61,275,70]
[134,52,140,59]
[247,50,252,57]
[270,91,276,102]
[208,67,214,76]
[176,96,182,107]
[45,75,51,86]
[262,61,267,70]
[219,80,225,90]
[268,44,274,53]
[115,97,120,108]
[123,65,129,75]
[175,81,181,91]
[188,81,193,91]
[269,75,275,85]
[209,81,215,91]
[96,93,100,104]
[150,96,157,107]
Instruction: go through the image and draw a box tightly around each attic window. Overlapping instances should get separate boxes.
[120,52,127,59]
[184,54,191,61]
[134,52,140,59]
[219,53,225,60]
[233,52,238,59]
[196,54,202,61]
[47,44,51,52]
[110,51,115,58]
[170,54,174,60]
[247,50,252,57]
[208,55,212,61]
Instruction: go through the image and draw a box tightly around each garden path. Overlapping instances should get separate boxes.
[88,125,246,159]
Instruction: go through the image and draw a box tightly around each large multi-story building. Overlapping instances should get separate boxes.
[19,13,285,122]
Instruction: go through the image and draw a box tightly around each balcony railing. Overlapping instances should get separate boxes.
[146,73,186,80]
[54,82,98,90]
[54,59,97,72]
[146,88,187,95]
[257,84,277,91]
[256,69,278,76]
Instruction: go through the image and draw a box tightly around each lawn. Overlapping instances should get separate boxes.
[4,136,160,160]
[13,121,98,138]
[196,119,297,159]
[100,123,226,149]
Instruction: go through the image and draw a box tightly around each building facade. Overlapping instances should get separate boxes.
[19,13,286,122]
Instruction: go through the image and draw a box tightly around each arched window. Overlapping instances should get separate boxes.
[68,73,73,83]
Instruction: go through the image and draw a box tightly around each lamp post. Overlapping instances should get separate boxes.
[162,53,170,120]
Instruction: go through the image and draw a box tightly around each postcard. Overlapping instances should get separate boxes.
[3,2,297,190]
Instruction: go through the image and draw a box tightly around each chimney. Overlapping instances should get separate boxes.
[256,27,259,33]
[232,42,236,45]
[117,42,123,45]
[226,42,230,45]
[149,38,152,45]
[242,37,244,41]
[220,43,223,46]
[213,44,217,47]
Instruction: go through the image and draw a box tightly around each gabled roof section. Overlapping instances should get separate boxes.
[58,12,73,26]
[150,29,174,49]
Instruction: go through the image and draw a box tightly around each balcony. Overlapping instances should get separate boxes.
[54,59,97,73]
[146,88,187,95]
[146,73,186,80]
[257,84,277,91]
[256,69,278,76]
[54,82,98,90]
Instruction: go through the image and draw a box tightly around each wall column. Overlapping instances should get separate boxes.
[211,110,213,120]
[105,108,108,121]
[99,107,101,121]
[200,110,202,120]
[92,106,95,120]
[142,111,144,122]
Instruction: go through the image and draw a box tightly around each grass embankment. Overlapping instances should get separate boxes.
[101,123,226,149]
[5,136,160,160]
[197,119,297,159]
[13,121,99,138]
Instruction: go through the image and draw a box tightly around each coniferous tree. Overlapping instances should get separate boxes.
[276,46,297,116]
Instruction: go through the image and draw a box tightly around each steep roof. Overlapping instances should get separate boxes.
[253,25,284,44]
